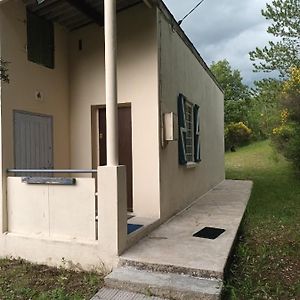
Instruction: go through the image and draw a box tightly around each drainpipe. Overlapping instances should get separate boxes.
[104,0,118,166]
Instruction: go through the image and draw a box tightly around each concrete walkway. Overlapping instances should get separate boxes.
[120,180,253,279]
[93,180,253,299]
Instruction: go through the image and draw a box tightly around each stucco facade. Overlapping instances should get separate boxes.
[0,0,224,269]
[68,4,160,218]
[158,9,225,221]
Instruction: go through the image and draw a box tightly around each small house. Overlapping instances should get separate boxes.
[0,0,224,269]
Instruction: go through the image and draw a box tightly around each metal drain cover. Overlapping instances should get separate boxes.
[193,227,225,240]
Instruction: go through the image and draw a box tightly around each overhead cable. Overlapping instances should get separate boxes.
[178,0,207,25]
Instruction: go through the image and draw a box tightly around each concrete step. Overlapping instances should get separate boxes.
[105,267,223,300]
[119,257,222,280]
[91,287,166,300]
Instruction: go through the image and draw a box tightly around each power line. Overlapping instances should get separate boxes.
[178,0,207,26]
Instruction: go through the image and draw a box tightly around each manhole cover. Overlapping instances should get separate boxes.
[193,227,225,240]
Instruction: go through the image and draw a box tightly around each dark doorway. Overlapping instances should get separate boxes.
[99,106,133,212]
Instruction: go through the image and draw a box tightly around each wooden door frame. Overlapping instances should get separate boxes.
[91,103,132,171]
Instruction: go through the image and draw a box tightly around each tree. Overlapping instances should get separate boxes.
[281,67,300,121]
[249,0,300,77]
[0,59,9,83]
[210,59,250,124]
[211,59,250,102]
[272,67,300,169]
[248,79,283,137]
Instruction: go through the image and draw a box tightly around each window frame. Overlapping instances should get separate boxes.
[184,99,195,164]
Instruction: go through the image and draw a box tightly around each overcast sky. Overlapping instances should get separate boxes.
[163,0,277,86]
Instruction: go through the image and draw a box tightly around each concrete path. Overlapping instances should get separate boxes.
[93,180,253,299]
[120,180,253,279]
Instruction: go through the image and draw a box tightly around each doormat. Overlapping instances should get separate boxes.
[193,227,225,240]
[127,224,143,234]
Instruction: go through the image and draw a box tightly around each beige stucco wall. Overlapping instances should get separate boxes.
[69,3,160,218]
[0,0,70,171]
[158,10,225,220]
[0,0,70,233]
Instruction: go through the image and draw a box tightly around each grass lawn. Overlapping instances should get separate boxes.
[0,258,104,299]
[224,140,300,299]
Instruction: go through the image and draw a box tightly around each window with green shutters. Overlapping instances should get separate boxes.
[178,94,201,165]
[27,10,54,69]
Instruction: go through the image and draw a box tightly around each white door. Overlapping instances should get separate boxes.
[14,111,53,174]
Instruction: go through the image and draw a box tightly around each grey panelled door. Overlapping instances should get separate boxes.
[14,111,53,174]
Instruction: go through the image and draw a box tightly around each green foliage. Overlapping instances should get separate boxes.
[0,59,9,83]
[249,0,300,77]
[224,99,248,124]
[210,59,250,102]
[272,68,300,169]
[210,59,251,125]
[247,79,283,139]
[272,122,300,170]
[225,122,252,151]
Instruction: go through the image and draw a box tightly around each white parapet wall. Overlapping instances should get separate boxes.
[7,177,96,241]
[0,177,113,271]
[0,175,159,271]
[0,176,131,271]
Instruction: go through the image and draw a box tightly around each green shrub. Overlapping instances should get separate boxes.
[271,68,300,170]
[225,122,252,151]
[272,123,300,169]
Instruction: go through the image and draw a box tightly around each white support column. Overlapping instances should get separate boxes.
[98,0,128,265]
[98,166,127,261]
[104,0,118,166]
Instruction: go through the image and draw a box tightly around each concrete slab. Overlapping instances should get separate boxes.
[105,267,222,300]
[91,287,165,300]
[120,180,253,279]
[126,217,161,252]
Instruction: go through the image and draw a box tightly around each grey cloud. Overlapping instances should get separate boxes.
[163,0,278,86]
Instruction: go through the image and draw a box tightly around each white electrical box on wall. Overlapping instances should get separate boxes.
[164,112,178,141]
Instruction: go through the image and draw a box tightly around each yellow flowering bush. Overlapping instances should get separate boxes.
[282,67,300,95]
[280,108,289,124]
[272,124,294,139]
[225,122,252,151]
[281,67,300,122]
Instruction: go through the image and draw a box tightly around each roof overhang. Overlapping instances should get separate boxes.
[23,0,155,31]
[18,0,222,92]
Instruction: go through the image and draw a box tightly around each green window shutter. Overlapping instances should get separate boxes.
[194,104,201,162]
[27,10,42,65]
[178,93,187,165]
[27,10,54,69]
[41,19,54,68]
